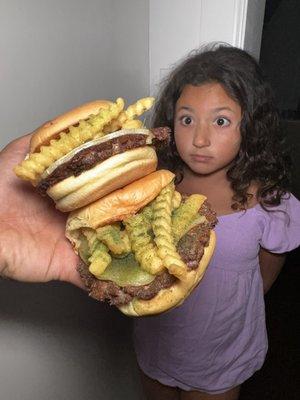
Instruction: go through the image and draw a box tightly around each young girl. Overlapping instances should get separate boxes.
[133,45,300,400]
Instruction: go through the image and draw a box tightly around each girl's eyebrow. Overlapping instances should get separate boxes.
[175,106,193,112]
[212,106,235,114]
[176,106,237,114]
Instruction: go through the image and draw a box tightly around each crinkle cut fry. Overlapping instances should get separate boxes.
[124,214,164,275]
[89,242,112,277]
[96,224,131,256]
[152,183,188,280]
[172,194,207,243]
[82,229,112,277]
[14,98,125,183]
[104,97,155,133]
[122,97,155,122]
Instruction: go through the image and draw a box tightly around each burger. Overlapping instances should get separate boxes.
[14,97,170,212]
[66,170,217,316]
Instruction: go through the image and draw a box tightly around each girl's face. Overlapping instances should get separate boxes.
[174,83,242,177]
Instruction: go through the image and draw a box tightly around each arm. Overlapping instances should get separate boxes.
[259,247,286,294]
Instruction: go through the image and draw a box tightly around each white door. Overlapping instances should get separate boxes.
[149,0,266,95]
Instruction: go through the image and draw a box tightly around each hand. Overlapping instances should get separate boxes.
[0,135,84,288]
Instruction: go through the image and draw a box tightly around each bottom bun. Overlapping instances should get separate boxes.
[118,231,216,317]
[47,147,157,212]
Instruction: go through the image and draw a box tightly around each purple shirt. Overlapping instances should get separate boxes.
[133,194,300,394]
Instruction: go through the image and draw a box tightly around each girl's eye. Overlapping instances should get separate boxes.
[180,116,193,126]
[214,117,230,127]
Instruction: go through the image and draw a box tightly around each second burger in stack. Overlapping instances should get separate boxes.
[66,170,217,316]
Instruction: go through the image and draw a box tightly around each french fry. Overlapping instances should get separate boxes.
[14,98,124,183]
[103,97,154,133]
[152,183,188,279]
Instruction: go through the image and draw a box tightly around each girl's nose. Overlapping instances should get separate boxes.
[192,124,211,147]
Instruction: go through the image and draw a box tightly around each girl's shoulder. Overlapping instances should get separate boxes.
[218,193,300,254]
[250,193,300,253]
[255,192,300,217]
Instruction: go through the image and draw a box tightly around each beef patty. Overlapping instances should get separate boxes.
[37,127,170,195]
[77,200,217,306]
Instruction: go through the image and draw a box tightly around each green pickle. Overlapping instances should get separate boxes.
[97,253,155,287]
[172,194,204,243]
[79,188,205,284]
[78,235,91,264]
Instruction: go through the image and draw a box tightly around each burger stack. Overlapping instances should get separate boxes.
[15,97,217,316]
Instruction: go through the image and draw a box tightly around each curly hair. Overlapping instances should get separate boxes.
[152,44,292,210]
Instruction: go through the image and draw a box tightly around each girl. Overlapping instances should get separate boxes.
[134,44,300,400]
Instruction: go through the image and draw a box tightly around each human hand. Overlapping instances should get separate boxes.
[0,135,84,288]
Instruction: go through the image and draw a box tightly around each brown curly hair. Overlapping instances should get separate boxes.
[152,44,292,210]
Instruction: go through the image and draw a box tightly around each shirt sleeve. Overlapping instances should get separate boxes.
[257,193,300,253]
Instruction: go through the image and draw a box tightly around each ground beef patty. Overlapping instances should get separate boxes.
[37,127,170,195]
[77,200,217,306]
[177,202,217,269]
[78,261,176,306]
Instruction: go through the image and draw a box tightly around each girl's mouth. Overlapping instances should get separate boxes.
[190,154,213,163]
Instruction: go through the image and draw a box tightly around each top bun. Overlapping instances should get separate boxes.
[30,100,112,153]
[66,169,175,249]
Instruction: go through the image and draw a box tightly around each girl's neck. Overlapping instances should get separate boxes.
[177,166,230,195]
[176,167,237,216]
[176,167,258,216]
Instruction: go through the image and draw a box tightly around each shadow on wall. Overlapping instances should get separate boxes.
[0,280,143,400]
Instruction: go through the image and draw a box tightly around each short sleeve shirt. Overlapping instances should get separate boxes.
[133,194,300,394]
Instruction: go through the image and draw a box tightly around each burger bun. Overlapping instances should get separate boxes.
[118,230,216,316]
[29,100,112,153]
[66,170,216,316]
[50,146,158,212]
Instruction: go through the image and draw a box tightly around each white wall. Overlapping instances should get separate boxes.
[149,0,266,95]
[0,0,266,147]
[0,1,148,400]
[0,1,266,399]
[244,0,267,59]
[149,0,203,95]
[0,0,149,150]
[109,0,149,103]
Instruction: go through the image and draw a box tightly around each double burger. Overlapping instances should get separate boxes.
[14,97,217,316]
[14,97,170,211]
[66,170,217,316]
